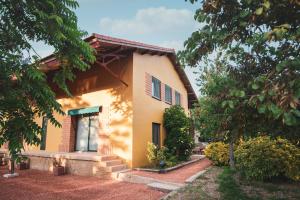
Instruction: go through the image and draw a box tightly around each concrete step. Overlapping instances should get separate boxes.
[104,159,122,167]
[147,182,181,192]
[100,155,118,161]
[107,164,127,172]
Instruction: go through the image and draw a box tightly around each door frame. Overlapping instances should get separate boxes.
[74,113,98,152]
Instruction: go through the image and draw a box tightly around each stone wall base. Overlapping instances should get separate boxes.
[29,156,110,178]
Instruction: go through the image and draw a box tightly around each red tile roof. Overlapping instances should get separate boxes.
[92,33,175,53]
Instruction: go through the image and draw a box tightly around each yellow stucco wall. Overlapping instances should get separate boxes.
[132,53,189,167]
[27,56,134,167]
[24,52,189,168]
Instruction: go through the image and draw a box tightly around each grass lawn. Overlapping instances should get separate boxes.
[166,167,300,200]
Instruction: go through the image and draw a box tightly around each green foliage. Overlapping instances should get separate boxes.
[163,105,195,161]
[16,155,29,164]
[182,0,300,145]
[235,136,300,181]
[204,142,229,166]
[218,168,251,200]
[146,142,170,168]
[163,105,189,131]
[0,0,95,160]
[147,142,158,165]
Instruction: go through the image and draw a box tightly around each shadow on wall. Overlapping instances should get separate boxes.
[106,81,132,159]
[60,96,90,112]
[48,58,133,161]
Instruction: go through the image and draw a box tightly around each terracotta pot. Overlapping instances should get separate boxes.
[53,166,65,176]
[0,160,6,166]
[0,154,5,166]
[17,162,29,170]
[0,158,6,166]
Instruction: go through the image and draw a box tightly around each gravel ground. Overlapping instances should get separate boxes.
[0,166,165,200]
[129,158,212,183]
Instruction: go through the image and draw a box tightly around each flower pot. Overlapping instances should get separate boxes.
[0,158,7,166]
[53,166,65,176]
[17,162,29,170]
[0,154,6,166]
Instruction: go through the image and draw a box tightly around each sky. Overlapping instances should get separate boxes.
[34,0,202,95]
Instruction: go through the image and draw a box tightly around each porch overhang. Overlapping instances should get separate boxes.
[68,106,102,116]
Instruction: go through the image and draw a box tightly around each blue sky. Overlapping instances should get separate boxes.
[35,0,201,94]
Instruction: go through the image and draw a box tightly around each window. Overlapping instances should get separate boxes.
[40,117,48,150]
[152,123,160,146]
[75,114,99,152]
[175,91,181,105]
[165,85,172,104]
[152,76,161,100]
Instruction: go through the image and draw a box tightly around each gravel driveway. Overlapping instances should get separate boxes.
[0,166,165,200]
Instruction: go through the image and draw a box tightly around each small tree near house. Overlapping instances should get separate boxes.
[163,105,195,161]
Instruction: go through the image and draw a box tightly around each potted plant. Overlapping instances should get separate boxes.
[17,156,30,170]
[0,153,7,166]
[53,157,65,176]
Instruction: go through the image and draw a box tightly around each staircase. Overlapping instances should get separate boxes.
[99,155,127,173]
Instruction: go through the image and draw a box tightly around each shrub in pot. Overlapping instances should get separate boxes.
[53,157,65,176]
[147,142,168,168]
[17,156,30,170]
[0,153,7,166]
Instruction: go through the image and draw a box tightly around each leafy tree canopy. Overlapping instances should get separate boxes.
[0,0,95,160]
[181,0,300,144]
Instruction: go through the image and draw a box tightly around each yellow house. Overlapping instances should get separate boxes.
[1,34,197,175]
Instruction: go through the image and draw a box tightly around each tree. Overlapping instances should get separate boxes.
[181,0,300,167]
[0,0,95,172]
[163,105,195,161]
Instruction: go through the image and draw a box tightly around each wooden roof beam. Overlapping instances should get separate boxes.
[95,60,128,87]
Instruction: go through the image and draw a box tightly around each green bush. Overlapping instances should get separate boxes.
[163,105,189,131]
[163,105,195,161]
[204,142,229,166]
[235,136,300,181]
[146,142,168,168]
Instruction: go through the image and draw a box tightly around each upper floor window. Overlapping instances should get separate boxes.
[165,84,172,104]
[175,91,181,105]
[152,76,161,100]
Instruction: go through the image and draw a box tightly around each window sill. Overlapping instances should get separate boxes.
[165,101,172,105]
[152,96,161,101]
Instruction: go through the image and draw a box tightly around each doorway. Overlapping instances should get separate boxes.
[75,114,99,152]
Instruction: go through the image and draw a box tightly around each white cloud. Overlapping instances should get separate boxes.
[99,7,197,41]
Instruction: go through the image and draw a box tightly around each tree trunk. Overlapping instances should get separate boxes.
[229,138,235,169]
[10,158,15,174]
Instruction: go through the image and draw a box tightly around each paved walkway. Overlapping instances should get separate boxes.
[127,158,212,184]
[0,166,165,200]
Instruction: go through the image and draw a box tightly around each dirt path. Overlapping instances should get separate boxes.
[165,166,222,200]
[130,158,212,184]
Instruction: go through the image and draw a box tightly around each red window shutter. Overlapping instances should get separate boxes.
[145,72,152,96]
[161,83,165,102]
